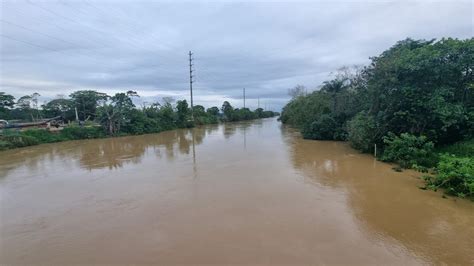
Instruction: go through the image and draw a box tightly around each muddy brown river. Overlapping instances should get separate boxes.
[0,118,473,264]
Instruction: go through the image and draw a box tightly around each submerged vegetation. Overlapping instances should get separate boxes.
[0,90,277,151]
[280,38,473,199]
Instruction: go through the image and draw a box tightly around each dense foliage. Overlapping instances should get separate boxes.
[0,90,277,151]
[424,155,474,198]
[280,38,473,198]
[380,133,435,169]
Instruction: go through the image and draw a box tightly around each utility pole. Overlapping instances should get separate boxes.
[258,97,260,109]
[189,51,194,120]
[243,88,246,108]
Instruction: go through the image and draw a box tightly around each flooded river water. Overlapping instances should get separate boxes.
[1,118,473,264]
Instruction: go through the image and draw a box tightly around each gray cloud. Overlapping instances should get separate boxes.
[1,0,472,111]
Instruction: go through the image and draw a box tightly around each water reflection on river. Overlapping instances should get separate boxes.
[1,118,473,264]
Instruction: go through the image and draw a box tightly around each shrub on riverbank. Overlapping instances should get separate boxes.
[381,133,435,168]
[302,114,344,140]
[0,126,106,150]
[347,111,378,153]
[0,134,39,150]
[424,154,474,199]
[60,126,106,139]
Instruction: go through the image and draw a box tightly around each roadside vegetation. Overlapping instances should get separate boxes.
[0,91,277,151]
[280,38,473,199]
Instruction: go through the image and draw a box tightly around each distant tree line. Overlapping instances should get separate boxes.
[0,90,277,149]
[280,38,473,199]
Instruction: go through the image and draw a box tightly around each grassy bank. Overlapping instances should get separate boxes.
[0,126,106,150]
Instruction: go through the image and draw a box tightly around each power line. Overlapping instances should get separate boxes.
[2,2,170,70]
[0,34,59,52]
[0,19,79,47]
[81,0,167,48]
[24,0,149,52]
[3,4,112,49]
[25,0,90,29]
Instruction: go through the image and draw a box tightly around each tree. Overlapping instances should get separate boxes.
[193,105,206,115]
[302,114,338,140]
[206,106,220,116]
[0,92,15,119]
[321,79,348,113]
[0,92,15,110]
[97,91,137,135]
[42,98,74,120]
[281,37,474,146]
[365,38,473,144]
[347,111,378,152]
[255,107,264,118]
[14,95,34,121]
[288,85,306,98]
[16,95,32,110]
[221,101,234,121]
[70,90,108,121]
[176,100,190,127]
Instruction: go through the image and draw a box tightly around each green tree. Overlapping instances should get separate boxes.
[70,90,108,121]
[321,79,348,112]
[221,101,234,121]
[206,106,220,116]
[176,100,191,127]
[0,92,15,110]
[42,98,74,120]
[365,38,473,144]
[0,92,15,119]
[97,91,137,135]
[347,111,379,153]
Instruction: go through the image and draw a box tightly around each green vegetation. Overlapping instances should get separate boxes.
[0,91,277,151]
[280,38,473,199]
[346,111,378,153]
[0,127,105,150]
[380,133,435,169]
[424,155,474,198]
[220,101,276,122]
[435,139,474,158]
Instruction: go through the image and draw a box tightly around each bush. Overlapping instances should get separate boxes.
[348,111,378,153]
[0,140,11,150]
[424,154,474,198]
[302,114,337,140]
[381,133,435,168]
[0,135,39,149]
[22,129,63,143]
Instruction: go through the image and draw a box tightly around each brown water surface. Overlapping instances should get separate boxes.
[1,118,473,264]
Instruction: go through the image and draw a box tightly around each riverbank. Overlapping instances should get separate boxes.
[1,91,278,151]
[0,116,278,151]
[281,122,473,200]
[279,38,473,199]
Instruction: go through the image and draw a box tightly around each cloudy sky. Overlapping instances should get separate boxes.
[0,0,472,110]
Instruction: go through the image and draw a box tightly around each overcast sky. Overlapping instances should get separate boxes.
[0,0,472,110]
